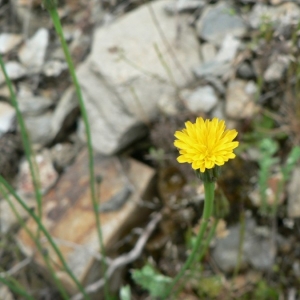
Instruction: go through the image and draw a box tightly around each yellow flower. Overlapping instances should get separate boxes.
[174,117,239,172]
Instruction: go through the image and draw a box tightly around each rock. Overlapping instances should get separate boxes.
[51,86,79,141]
[0,194,36,234]
[194,61,231,78]
[0,102,16,137]
[205,76,226,95]
[157,89,180,116]
[0,85,16,99]
[180,85,218,113]
[249,3,300,30]
[10,0,51,35]
[211,101,225,120]
[216,34,240,63]
[18,28,49,73]
[0,61,26,85]
[0,283,14,300]
[237,62,255,79]
[201,43,217,63]
[164,0,205,15]
[43,60,68,77]
[17,150,156,295]
[212,218,276,272]
[24,112,54,146]
[226,80,257,119]
[0,33,23,54]
[17,91,54,116]
[287,167,300,218]
[78,0,200,151]
[264,55,289,82]
[196,2,247,46]
[50,143,78,171]
[17,149,58,197]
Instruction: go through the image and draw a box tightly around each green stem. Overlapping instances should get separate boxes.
[45,4,109,298]
[0,184,69,300]
[167,181,215,296]
[0,55,42,222]
[0,277,34,300]
[175,218,219,298]
[0,176,90,300]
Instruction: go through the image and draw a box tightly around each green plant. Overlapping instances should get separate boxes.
[131,264,172,298]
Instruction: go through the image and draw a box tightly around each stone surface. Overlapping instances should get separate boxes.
[17,150,155,295]
[180,85,218,113]
[196,2,247,46]
[164,0,205,15]
[0,33,23,54]
[216,34,240,63]
[24,112,54,146]
[43,60,68,77]
[17,149,58,197]
[157,89,180,116]
[249,3,300,30]
[212,218,276,272]
[0,61,26,85]
[18,28,49,72]
[264,55,289,82]
[76,0,201,154]
[201,43,217,63]
[50,143,78,171]
[287,167,300,218]
[0,193,36,234]
[194,61,231,78]
[226,80,257,119]
[0,102,16,137]
[237,62,255,79]
[18,92,54,116]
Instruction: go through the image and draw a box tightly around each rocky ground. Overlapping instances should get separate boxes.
[1,0,300,299]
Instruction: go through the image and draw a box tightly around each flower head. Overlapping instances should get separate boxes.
[174,117,239,173]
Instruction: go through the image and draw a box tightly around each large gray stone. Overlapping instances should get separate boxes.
[212,218,276,272]
[77,0,200,154]
[196,2,247,46]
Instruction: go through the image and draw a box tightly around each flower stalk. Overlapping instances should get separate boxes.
[167,177,215,296]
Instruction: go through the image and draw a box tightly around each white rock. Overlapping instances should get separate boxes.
[216,34,240,63]
[43,60,68,77]
[24,112,54,146]
[196,2,246,46]
[0,102,16,137]
[18,28,49,72]
[157,88,180,116]
[264,55,289,82]
[0,33,23,54]
[194,61,231,78]
[201,43,217,63]
[226,80,257,119]
[0,61,26,85]
[16,84,54,115]
[0,284,14,300]
[180,85,218,113]
[17,149,58,197]
[249,3,300,30]
[77,0,200,154]
[164,0,205,15]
